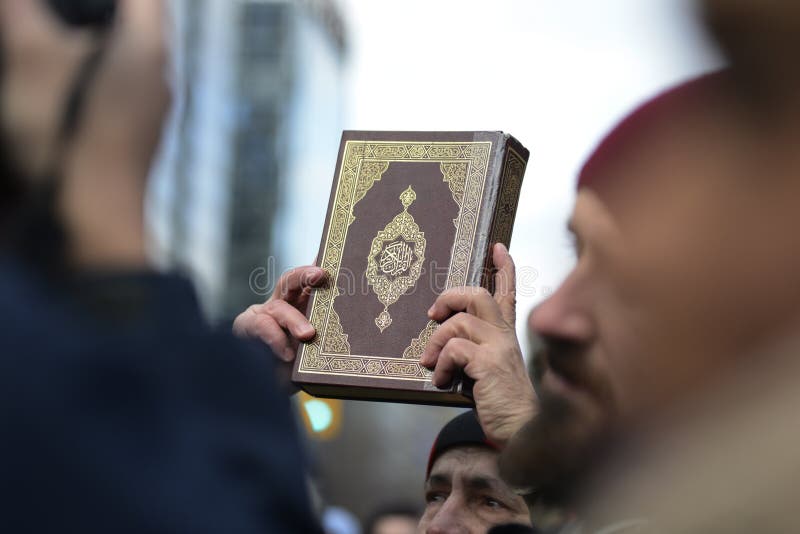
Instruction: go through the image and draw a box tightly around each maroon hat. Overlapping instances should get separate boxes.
[426,411,498,478]
[577,70,731,194]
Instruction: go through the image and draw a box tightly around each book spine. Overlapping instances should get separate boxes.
[454,135,527,402]
[479,135,529,293]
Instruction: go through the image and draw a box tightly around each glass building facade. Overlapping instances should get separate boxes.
[150,0,347,320]
[147,1,455,523]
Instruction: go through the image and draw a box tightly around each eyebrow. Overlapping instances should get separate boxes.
[429,474,516,498]
[426,474,451,488]
[463,476,508,495]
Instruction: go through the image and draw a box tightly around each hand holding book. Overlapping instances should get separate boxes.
[420,243,537,445]
[233,265,327,385]
[292,131,529,405]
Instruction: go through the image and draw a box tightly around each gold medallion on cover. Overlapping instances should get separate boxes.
[366,186,426,332]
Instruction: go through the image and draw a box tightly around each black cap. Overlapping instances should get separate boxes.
[426,410,497,477]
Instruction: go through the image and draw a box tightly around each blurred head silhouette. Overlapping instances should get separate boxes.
[0,0,169,270]
[507,47,800,495]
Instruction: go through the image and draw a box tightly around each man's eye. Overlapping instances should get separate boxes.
[482,496,506,510]
[425,491,447,504]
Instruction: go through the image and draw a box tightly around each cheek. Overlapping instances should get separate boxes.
[581,208,718,414]
[481,509,532,532]
[471,507,530,531]
[587,283,645,415]
[606,188,764,412]
[601,239,709,412]
[416,509,435,532]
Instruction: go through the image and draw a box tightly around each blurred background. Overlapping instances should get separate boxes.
[147,0,721,528]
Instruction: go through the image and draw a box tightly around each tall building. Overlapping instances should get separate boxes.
[148,1,453,523]
[149,0,347,320]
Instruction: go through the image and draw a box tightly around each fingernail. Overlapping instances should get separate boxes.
[427,305,435,318]
[301,324,315,337]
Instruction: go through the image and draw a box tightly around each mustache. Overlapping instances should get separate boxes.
[499,392,603,503]
[501,336,620,503]
[531,336,615,408]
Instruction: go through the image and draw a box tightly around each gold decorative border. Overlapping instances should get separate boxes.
[298,140,492,382]
[441,162,468,228]
[321,288,350,354]
[402,320,439,359]
[491,147,527,247]
[481,146,527,292]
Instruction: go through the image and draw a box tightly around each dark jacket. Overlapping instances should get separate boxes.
[0,257,321,533]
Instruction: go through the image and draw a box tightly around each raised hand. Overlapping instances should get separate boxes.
[233,265,327,363]
[420,244,537,445]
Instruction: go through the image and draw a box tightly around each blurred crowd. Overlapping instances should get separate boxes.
[2,0,800,533]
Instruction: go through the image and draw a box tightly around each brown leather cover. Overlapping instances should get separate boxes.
[293,131,529,406]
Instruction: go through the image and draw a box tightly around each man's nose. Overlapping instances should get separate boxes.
[426,495,470,534]
[528,274,593,344]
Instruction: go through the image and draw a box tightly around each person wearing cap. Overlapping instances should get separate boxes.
[233,1,800,529]
[233,73,757,515]
[423,44,800,524]
[234,68,787,524]
[421,68,777,490]
[418,411,534,534]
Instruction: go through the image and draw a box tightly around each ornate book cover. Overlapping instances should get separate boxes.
[293,131,529,406]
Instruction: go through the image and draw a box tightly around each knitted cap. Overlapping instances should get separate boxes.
[578,71,730,193]
[426,411,498,477]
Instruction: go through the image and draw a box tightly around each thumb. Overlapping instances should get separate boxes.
[493,243,517,325]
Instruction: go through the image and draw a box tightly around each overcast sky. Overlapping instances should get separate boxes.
[337,0,722,352]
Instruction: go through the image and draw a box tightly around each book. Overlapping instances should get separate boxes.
[292,131,529,406]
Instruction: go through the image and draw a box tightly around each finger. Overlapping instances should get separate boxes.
[432,338,480,388]
[244,313,294,363]
[427,286,505,326]
[273,266,327,302]
[420,312,488,368]
[265,300,316,340]
[296,258,324,308]
[493,243,517,325]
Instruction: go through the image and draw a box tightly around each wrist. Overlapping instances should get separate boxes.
[496,401,538,448]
